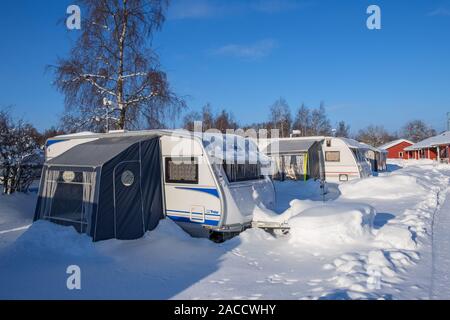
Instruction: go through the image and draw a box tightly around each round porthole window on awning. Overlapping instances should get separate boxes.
[121,170,135,187]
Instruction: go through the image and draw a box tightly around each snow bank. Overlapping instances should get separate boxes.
[374,225,417,250]
[288,203,375,247]
[252,183,377,248]
[11,221,97,258]
[0,193,36,227]
[252,199,318,223]
[339,174,427,200]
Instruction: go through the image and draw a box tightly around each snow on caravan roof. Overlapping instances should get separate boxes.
[200,132,271,164]
[46,135,158,167]
[405,131,450,151]
[340,137,369,149]
[55,131,95,138]
[50,130,270,164]
[337,138,385,153]
[359,142,387,153]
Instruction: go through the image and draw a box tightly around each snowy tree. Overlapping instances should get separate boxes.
[0,109,42,194]
[269,98,292,137]
[335,121,350,138]
[401,120,436,143]
[52,0,185,132]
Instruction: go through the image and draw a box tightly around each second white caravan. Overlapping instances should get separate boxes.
[322,137,372,182]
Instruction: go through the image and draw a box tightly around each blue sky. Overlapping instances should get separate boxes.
[1,0,450,133]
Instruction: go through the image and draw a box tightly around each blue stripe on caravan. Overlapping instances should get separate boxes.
[167,215,219,226]
[46,140,66,147]
[166,209,221,216]
[174,187,220,199]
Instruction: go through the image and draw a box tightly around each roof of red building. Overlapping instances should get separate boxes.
[379,139,414,151]
[405,131,450,151]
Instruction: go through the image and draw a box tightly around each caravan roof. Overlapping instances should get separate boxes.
[47,135,157,168]
[261,138,321,154]
[49,130,270,165]
[340,138,369,150]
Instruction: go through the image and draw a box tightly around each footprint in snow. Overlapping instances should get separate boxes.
[267,274,299,285]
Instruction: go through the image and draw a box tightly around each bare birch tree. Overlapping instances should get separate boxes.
[52,0,184,132]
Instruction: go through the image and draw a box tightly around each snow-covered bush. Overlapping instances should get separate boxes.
[0,109,43,194]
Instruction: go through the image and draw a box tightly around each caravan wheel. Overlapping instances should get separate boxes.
[209,231,240,243]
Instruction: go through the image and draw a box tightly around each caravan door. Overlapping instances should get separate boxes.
[161,135,222,229]
[113,161,144,239]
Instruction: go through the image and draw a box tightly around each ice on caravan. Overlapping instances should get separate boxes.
[37,130,275,241]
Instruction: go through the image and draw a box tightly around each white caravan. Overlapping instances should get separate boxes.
[44,130,276,240]
[321,137,372,183]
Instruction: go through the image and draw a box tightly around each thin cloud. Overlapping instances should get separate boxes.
[427,8,450,16]
[212,39,278,59]
[169,0,303,20]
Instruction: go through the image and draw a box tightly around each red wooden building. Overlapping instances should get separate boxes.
[379,139,414,159]
[404,131,450,162]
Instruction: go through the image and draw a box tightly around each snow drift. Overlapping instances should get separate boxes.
[374,225,417,250]
[339,174,427,200]
[288,203,375,247]
[252,195,376,247]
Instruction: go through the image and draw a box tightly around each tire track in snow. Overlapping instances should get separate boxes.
[430,187,450,299]
[319,165,450,300]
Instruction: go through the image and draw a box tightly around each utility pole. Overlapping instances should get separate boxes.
[447,112,450,131]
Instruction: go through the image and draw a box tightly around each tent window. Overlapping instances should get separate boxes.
[41,169,96,233]
[165,157,198,184]
[50,182,84,225]
[325,151,340,162]
[223,162,263,182]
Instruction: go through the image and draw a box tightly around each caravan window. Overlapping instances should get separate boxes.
[351,149,366,163]
[165,157,199,184]
[223,162,263,182]
[325,151,340,162]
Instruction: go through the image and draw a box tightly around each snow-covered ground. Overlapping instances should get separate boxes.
[0,160,449,300]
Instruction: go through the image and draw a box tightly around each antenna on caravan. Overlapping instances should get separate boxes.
[102,98,121,132]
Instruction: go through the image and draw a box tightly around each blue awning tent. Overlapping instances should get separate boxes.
[34,135,163,241]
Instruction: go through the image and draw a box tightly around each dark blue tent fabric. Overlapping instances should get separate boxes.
[92,137,163,241]
[35,135,163,242]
